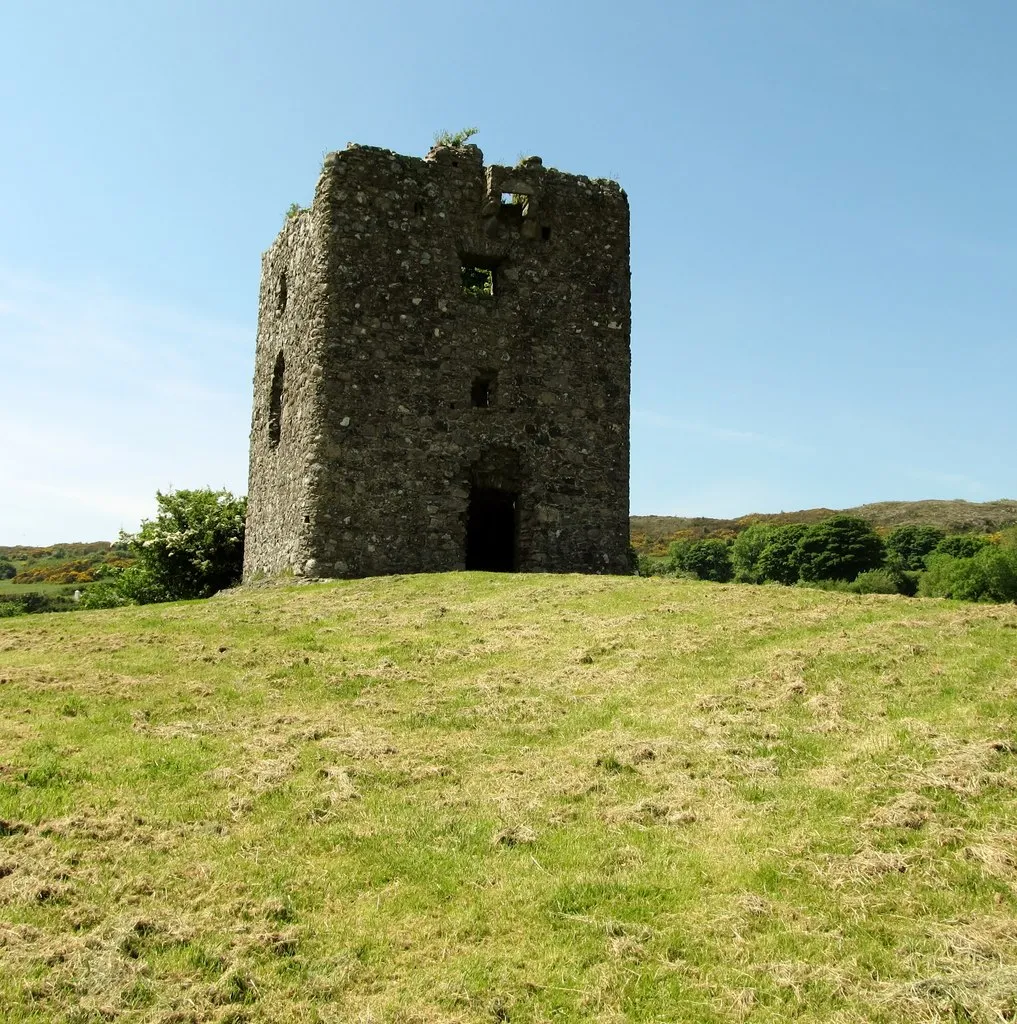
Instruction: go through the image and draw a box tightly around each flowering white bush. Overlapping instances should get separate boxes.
[126,488,247,600]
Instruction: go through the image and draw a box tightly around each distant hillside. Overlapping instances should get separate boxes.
[0,542,129,594]
[631,498,1017,554]
[0,541,112,562]
[846,498,1017,530]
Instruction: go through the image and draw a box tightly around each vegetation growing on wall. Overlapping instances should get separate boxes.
[432,125,479,147]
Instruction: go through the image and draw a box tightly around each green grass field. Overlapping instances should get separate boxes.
[1,574,1015,1022]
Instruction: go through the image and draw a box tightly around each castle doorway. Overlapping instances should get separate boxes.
[465,486,518,571]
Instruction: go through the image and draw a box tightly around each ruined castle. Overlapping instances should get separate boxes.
[243,142,630,579]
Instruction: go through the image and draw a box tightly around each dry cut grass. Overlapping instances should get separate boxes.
[1,573,1016,1022]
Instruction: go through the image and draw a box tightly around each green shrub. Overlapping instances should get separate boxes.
[667,538,734,583]
[0,560,16,580]
[78,581,132,610]
[664,568,699,581]
[129,489,247,600]
[0,600,25,617]
[730,524,776,583]
[637,554,670,577]
[80,489,246,606]
[755,524,808,585]
[851,569,905,595]
[890,568,920,597]
[919,553,960,599]
[885,525,945,571]
[919,547,1017,603]
[116,565,169,604]
[796,515,885,582]
[934,534,991,560]
[971,548,1017,602]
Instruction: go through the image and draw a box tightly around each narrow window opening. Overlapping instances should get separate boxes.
[413,200,425,216]
[465,487,518,571]
[276,272,287,313]
[541,226,552,241]
[268,351,284,448]
[471,374,496,408]
[460,256,499,298]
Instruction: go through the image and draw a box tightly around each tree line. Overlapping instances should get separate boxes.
[640,515,1017,603]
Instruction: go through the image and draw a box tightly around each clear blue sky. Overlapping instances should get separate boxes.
[3,0,1015,543]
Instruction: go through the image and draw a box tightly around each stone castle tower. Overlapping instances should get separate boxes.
[243,142,630,579]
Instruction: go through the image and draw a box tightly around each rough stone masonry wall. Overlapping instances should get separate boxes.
[245,142,630,579]
[243,214,327,578]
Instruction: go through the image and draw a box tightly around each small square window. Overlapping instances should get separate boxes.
[461,256,499,298]
[501,192,530,216]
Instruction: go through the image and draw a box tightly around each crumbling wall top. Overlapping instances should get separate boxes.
[315,142,623,195]
[424,142,484,168]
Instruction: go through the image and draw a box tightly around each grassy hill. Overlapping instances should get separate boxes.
[2,573,1016,1021]
[631,498,1017,554]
